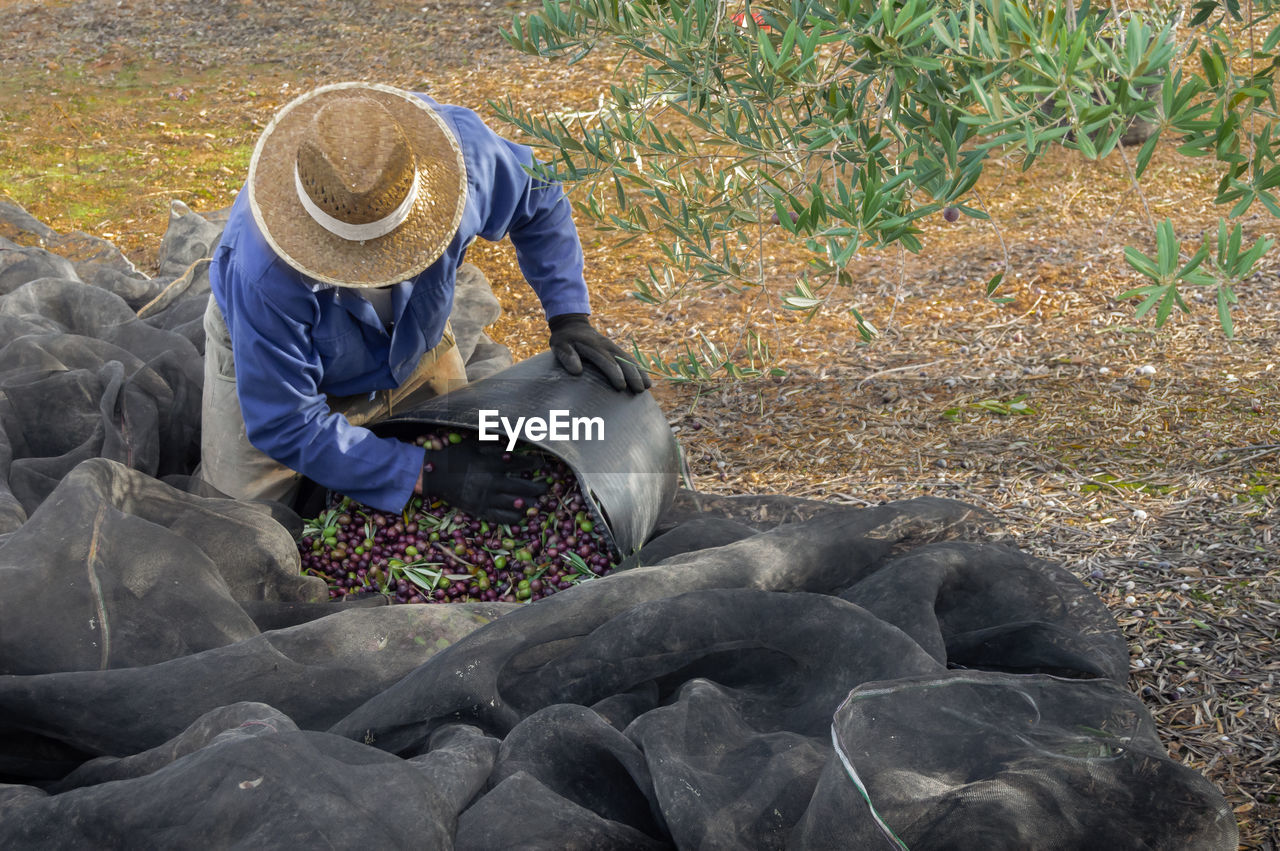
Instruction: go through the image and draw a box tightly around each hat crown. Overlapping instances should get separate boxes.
[248,81,468,287]
[295,98,416,226]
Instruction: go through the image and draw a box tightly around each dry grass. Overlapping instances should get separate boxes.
[2,0,1276,846]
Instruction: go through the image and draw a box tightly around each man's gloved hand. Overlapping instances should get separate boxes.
[415,440,548,525]
[548,313,651,394]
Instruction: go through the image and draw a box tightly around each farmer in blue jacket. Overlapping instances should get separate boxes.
[201,82,648,522]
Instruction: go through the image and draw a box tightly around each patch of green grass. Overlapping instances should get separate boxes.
[64,199,110,222]
[1,56,288,263]
[1234,471,1279,505]
[1082,473,1176,495]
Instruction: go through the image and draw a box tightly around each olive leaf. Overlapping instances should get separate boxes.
[499,0,1278,362]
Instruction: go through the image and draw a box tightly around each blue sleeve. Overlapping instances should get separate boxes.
[228,273,426,513]
[445,106,593,319]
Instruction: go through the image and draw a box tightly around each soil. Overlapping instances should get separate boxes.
[2,0,1276,845]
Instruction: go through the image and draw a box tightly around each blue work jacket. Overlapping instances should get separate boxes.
[208,95,591,512]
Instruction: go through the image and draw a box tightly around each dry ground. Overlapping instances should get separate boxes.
[1,0,1276,846]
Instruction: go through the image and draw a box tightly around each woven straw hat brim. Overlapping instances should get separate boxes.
[248,82,467,288]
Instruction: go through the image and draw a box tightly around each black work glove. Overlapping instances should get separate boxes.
[419,440,549,525]
[548,313,651,394]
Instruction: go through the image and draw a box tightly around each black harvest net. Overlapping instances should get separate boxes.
[0,201,1237,848]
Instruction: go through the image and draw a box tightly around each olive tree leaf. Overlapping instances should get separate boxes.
[496,0,1277,369]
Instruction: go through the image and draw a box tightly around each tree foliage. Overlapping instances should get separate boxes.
[498,0,1278,374]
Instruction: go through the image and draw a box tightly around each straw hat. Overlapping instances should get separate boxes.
[247,82,467,288]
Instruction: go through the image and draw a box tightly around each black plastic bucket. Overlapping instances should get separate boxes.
[370,351,680,557]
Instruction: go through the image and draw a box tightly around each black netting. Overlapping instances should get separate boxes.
[0,277,204,532]
[0,202,1238,848]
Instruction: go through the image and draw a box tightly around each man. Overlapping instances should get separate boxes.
[201,82,649,522]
